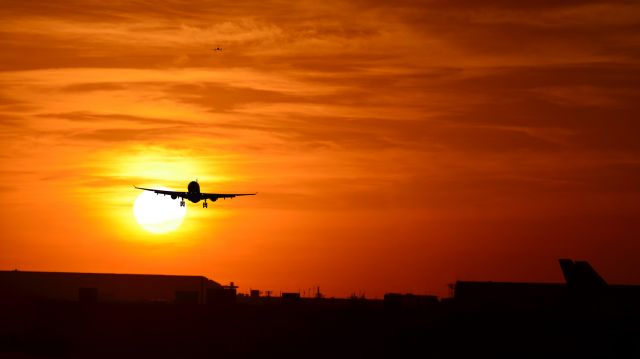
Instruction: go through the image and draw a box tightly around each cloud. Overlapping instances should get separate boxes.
[165,83,303,113]
[68,127,192,143]
[1,0,640,297]
[0,1,638,216]
[38,111,193,126]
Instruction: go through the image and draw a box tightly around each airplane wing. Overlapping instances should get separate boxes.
[201,192,257,200]
[134,186,187,199]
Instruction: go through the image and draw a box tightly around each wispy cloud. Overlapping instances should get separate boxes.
[1,0,640,295]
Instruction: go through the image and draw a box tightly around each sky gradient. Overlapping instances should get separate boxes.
[1,0,640,297]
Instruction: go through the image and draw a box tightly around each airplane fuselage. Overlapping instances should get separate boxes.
[186,181,215,203]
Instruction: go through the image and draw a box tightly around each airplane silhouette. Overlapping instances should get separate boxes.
[135,180,255,208]
[212,47,223,52]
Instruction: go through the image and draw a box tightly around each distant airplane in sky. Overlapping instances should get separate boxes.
[135,180,255,208]
[212,47,223,52]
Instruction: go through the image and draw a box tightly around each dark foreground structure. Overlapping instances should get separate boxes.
[0,271,225,304]
[1,260,639,358]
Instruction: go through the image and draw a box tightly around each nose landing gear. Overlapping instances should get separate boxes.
[180,199,185,207]
[203,200,208,208]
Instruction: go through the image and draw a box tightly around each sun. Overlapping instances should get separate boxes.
[133,186,187,234]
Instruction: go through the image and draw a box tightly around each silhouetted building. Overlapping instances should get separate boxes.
[175,290,200,304]
[2,260,640,358]
[206,282,238,305]
[384,293,438,310]
[454,281,569,310]
[0,270,222,304]
[453,259,640,310]
[281,292,301,302]
[78,287,98,303]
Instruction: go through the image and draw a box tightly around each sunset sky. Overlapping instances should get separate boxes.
[1,0,640,297]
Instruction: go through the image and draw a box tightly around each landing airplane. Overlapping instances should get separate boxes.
[212,47,223,52]
[135,180,255,208]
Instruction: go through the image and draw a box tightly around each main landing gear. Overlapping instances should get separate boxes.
[180,199,185,207]
[203,200,208,208]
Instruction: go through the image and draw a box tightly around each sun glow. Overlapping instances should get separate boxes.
[133,187,187,234]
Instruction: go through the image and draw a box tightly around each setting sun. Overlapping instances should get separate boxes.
[1,0,639,300]
[133,187,187,234]
[1,1,640,356]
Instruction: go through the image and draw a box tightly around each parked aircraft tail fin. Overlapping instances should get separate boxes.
[558,259,607,289]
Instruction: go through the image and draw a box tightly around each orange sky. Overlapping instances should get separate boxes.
[1,0,640,297]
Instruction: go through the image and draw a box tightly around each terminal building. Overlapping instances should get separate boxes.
[0,270,228,304]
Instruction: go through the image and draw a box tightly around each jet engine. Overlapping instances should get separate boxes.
[171,194,177,200]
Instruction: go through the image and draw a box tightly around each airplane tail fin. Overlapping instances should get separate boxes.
[558,259,576,287]
[558,259,607,289]
[574,261,607,288]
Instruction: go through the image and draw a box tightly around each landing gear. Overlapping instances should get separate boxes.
[203,200,208,208]
[180,200,185,207]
